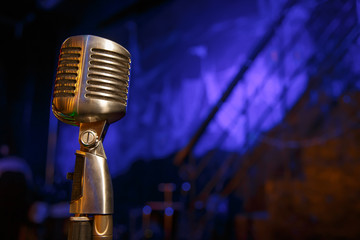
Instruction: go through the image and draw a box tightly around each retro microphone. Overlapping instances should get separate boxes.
[52,35,131,240]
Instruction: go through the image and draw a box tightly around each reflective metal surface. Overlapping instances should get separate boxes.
[52,35,131,240]
[69,121,115,239]
[79,121,108,155]
[69,150,113,214]
[52,35,131,126]
[68,216,92,240]
[92,215,113,240]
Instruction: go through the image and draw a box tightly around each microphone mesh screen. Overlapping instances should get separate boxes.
[54,47,81,98]
[85,48,130,105]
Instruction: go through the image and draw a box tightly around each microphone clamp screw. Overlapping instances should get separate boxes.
[80,130,98,147]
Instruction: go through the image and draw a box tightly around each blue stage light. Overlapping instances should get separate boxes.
[181,182,191,192]
[164,207,174,216]
[143,205,152,215]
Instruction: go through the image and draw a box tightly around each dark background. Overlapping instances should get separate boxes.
[1,0,360,239]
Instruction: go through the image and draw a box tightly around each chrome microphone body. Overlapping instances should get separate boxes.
[52,35,131,240]
[53,35,130,125]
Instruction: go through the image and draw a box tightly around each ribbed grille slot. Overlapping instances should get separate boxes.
[87,73,128,85]
[86,87,127,98]
[90,54,129,65]
[86,48,130,104]
[60,53,81,58]
[88,67,129,79]
[56,79,77,85]
[91,48,128,59]
[89,60,128,71]
[57,66,79,72]
[87,80,128,92]
[59,59,80,65]
[84,94,123,102]
[53,46,81,98]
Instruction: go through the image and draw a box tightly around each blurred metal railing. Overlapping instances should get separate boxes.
[174,0,360,238]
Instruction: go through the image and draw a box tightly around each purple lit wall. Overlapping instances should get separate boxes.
[54,0,315,177]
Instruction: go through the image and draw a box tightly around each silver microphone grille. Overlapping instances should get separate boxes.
[86,48,130,105]
[53,47,82,98]
[52,35,131,126]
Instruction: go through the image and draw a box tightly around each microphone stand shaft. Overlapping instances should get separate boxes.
[67,121,114,240]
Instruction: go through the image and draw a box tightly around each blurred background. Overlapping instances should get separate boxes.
[1,0,360,239]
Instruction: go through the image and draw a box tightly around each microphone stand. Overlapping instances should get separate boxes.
[67,120,113,240]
